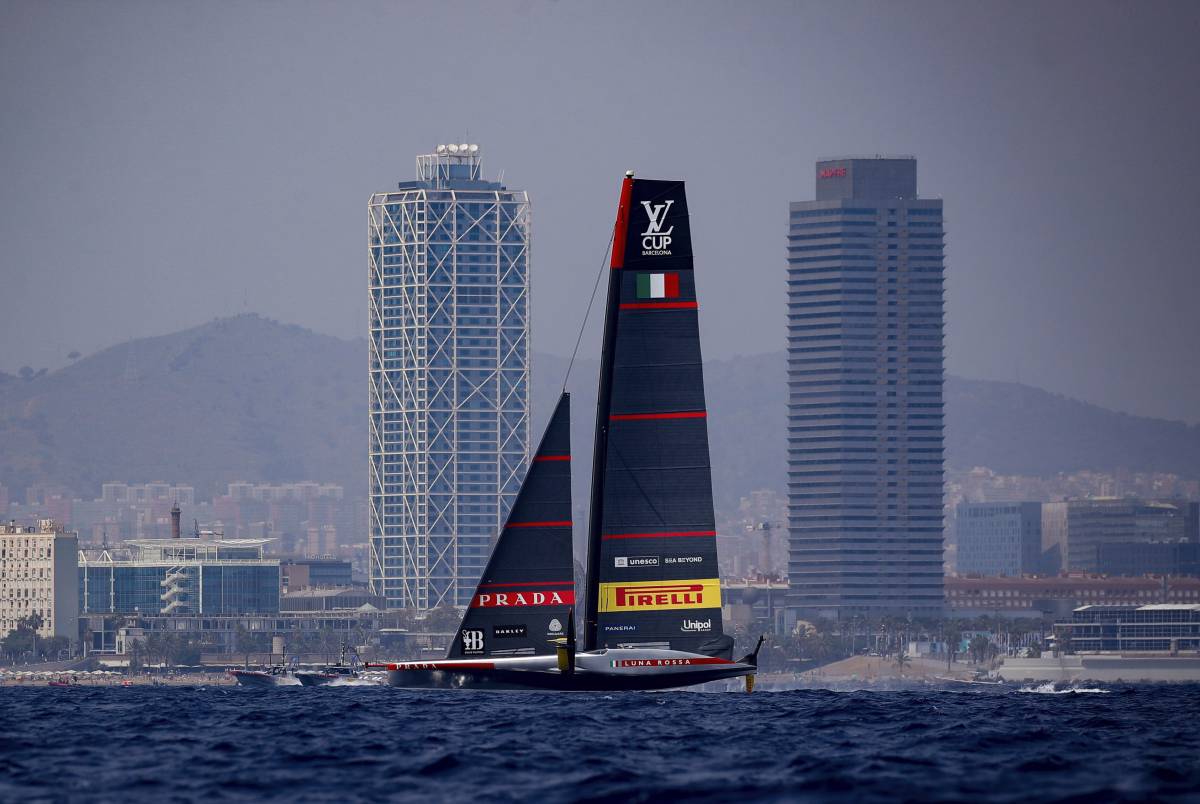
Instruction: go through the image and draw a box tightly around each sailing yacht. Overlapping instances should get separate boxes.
[377,175,761,691]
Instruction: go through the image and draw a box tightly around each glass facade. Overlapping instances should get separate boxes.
[956,502,1043,577]
[368,147,530,609]
[78,539,280,615]
[787,158,945,618]
[1065,605,1200,652]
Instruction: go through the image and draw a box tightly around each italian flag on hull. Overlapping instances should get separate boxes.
[636,272,680,300]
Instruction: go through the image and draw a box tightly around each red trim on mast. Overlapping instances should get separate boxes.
[602,530,718,540]
[533,455,571,462]
[610,176,634,270]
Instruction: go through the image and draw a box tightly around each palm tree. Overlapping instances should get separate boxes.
[943,622,963,671]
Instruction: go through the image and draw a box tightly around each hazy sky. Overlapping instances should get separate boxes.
[2,1,1198,422]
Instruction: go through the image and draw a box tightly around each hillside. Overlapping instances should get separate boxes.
[2,315,1198,504]
[0,315,365,498]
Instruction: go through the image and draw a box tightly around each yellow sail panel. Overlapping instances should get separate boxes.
[597,579,721,613]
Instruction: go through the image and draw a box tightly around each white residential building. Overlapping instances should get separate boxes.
[0,519,79,644]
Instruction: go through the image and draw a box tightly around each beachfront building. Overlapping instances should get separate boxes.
[0,519,79,643]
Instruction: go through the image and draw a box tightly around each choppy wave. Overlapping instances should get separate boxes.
[1018,682,1111,695]
[1,684,1197,802]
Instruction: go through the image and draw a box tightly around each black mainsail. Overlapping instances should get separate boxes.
[446,393,575,660]
[584,176,732,658]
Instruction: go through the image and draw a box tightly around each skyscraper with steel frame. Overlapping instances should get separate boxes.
[786,157,945,619]
[368,145,530,610]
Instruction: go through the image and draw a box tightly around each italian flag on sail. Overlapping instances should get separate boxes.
[636,272,680,300]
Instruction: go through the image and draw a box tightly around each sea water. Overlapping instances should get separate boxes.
[2,683,1198,801]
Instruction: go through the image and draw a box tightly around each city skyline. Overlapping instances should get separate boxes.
[2,2,1199,424]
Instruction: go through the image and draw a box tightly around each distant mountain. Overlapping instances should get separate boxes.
[2,316,1197,505]
[945,374,1200,478]
[0,315,366,499]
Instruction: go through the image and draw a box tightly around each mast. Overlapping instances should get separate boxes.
[584,173,634,651]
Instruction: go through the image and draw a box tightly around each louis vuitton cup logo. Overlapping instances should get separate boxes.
[640,200,674,256]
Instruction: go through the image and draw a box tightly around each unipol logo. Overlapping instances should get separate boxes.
[681,618,712,633]
[640,200,674,256]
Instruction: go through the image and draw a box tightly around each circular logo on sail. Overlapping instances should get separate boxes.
[548,618,562,633]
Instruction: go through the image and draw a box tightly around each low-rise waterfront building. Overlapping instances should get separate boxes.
[999,604,1200,682]
[946,574,1200,617]
[1062,604,1200,652]
[81,610,391,656]
[0,519,79,643]
[79,538,280,617]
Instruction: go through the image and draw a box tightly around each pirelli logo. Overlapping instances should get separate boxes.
[598,578,721,612]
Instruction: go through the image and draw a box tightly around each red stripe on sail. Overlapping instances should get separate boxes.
[533,455,571,462]
[609,411,707,421]
[610,176,634,270]
[478,581,575,588]
[602,530,717,540]
[619,301,698,311]
[506,520,573,528]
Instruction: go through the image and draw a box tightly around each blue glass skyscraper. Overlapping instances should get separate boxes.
[368,145,530,609]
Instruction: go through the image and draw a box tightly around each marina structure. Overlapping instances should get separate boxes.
[786,157,946,619]
[368,145,531,609]
[1063,603,1200,652]
[999,604,1200,682]
[0,519,79,643]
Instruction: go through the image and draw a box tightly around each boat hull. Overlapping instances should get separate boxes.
[229,670,300,687]
[382,648,755,692]
[295,672,338,687]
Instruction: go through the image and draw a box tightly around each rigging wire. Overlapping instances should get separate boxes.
[560,220,616,392]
